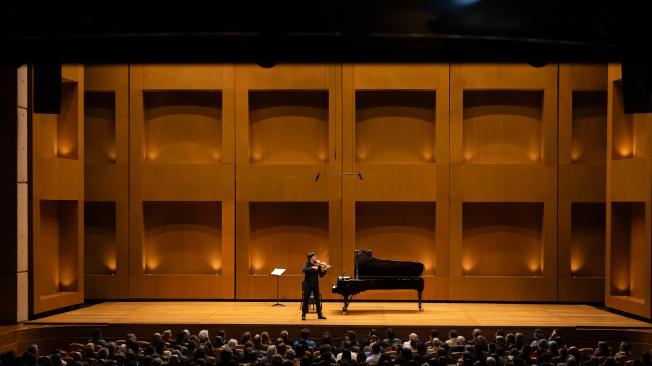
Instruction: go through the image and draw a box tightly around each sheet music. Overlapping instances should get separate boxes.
[270,268,286,276]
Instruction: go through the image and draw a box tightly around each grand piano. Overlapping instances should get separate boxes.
[331,250,425,314]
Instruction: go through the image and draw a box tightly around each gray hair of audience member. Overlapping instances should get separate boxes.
[199,330,210,342]
[182,329,191,337]
[486,357,496,366]
[267,345,277,357]
[227,339,238,349]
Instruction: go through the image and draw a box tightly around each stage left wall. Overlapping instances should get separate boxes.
[0,65,28,323]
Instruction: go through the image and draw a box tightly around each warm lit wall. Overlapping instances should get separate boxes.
[449,64,558,301]
[32,65,84,314]
[557,65,607,302]
[84,65,129,299]
[342,64,450,300]
[32,63,623,310]
[234,65,341,300]
[606,64,652,318]
[128,65,235,299]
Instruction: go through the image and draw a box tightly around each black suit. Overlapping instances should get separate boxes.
[302,261,325,315]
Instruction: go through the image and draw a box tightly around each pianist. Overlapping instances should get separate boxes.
[301,251,328,320]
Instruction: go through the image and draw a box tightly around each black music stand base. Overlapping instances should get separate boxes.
[272,275,285,306]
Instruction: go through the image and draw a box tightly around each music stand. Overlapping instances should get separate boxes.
[270,268,286,306]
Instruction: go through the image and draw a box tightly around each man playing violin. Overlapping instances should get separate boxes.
[302,251,329,320]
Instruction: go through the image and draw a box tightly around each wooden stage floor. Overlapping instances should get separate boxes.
[29,302,652,328]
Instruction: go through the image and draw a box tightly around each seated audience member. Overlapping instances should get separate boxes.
[402,333,419,350]
[240,332,252,346]
[253,334,264,351]
[152,332,165,354]
[416,342,427,357]
[198,330,210,344]
[294,329,316,349]
[280,330,290,346]
[320,331,333,347]
[366,343,382,365]
[382,328,402,349]
[212,336,225,350]
[227,338,238,350]
[468,329,482,346]
[396,347,413,366]
[337,349,353,364]
[271,354,284,366]
[162,330,173,344]
[362,329,380,348]
[426,329,440,349]
[259,345,276,364]
[285,348,296,362]
[337,342,357,362]
[530,329,545,348]
[356,350,367,364]
[261,332,273,346]
[617,342,632,363]
[343,330,360,349]
[89,328,108,347]
[594,341,611,357]
[446,330,459,347]
[514,333,526,349]
[454,336,466,351]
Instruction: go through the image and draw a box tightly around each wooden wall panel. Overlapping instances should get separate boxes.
[449,64,558,301]
[462,203,543,277]
[355,202,437,277]
[129,65,235,299]
[32,65,84,314]
[342,64,449,300]
[558,64,607,302]
[84,65,129,299]
[606,64,652,318]
[234,64,341,300]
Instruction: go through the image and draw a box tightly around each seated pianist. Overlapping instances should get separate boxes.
[331,250,425,314]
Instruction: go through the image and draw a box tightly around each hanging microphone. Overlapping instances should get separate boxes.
[314,172,321,181]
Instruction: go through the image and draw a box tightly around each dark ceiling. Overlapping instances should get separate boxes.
[1,1,648,64]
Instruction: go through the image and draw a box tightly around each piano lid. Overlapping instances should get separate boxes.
[355,249,424,278]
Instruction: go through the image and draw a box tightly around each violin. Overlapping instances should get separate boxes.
[315,260,333,269]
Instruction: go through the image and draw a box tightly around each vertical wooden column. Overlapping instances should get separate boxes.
[557,64,607,302]
[32,65,85,314]
[605,64,652,318]
[84,66,130,298]
[341,64,450,300]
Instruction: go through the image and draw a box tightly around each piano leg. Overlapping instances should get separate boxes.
[418,290,423,312]
[342,295,353,314]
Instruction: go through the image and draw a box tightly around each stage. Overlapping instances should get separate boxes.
[28,301,651,328]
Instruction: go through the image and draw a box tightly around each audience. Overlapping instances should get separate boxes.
[1,327,651,366]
